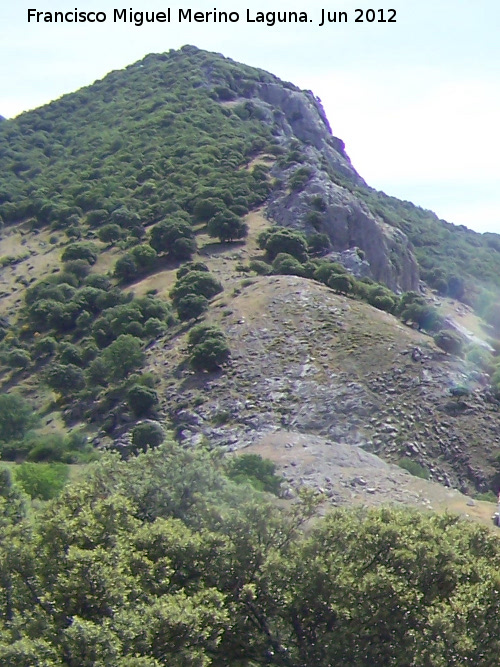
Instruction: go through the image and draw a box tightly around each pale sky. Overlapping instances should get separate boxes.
[2,0,500,234]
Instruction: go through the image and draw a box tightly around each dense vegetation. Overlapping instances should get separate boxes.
[2,443,500,666]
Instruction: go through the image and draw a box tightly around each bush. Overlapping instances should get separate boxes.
[131,422,165,453]
[398,458,430,479]
[45,364,86,394]
[7,349,31,369]
[188,324,226,348]
[176,294,209,321]
[263,228,308,262]
[13,462,69,500]
[272,253,304,276]
[61,242,98,265]
[170,271,223,306]
[127,385,159,418]
[227,454,282,495]
[307,233,330,255]
[97,224,123,244]
[98,334,145,382]
[249,260,271,276]
[207,210,248,243]
[190,337,230,372]
[0,393,37,443]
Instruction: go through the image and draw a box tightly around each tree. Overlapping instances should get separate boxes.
[149,218,195,255]
[272,252,304,276]
[328,273,353,294]
[176,294,209,321]
[170,271,223,306]
[130,244,157,272]
[97,223,123,244]
[131,421,165,452]
[190,337,230,372]
[207,210,248,243]
[127,385,159,417]
[0,393,36,442]
[99,334,145,381]
[263,228,308,262]
[61,242,98,265]
[114,254,139,282]
[45,363,86,394]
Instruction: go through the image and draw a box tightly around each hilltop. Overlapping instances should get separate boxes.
[1,45,500,508]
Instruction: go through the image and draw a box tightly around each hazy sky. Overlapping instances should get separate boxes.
[2,0,500,233]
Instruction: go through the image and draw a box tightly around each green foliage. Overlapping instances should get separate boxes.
[0,393,36,443]
[131,421,165,452]
[307,232,330,255]
[271,252,304,276]
[1,439,500,665]
[97,223,123,244]
[149,217,196,259]
[127,384,159,418]
[260,227,308,262]
[97,334,145,382]
[207,210,248,243]
[227,454,282,495]
[170,270,223,308]
[187,324,230,372]
[190,337,231,372]
[45,363,86,394]
[328,272,353,294]
[249,259,271,275]
[61,242,98,265]
[7,348,31,369]
[13,461,69,499]
[175,293,209,322]
[398,457,430,479]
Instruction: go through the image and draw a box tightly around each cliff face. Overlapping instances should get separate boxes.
[248,80,420,292]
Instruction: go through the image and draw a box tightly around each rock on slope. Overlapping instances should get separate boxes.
[239,77,420,291]
[147,275,500,496]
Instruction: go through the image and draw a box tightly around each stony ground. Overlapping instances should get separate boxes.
[146,274,500,498]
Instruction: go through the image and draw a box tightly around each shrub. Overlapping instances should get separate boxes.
[7,349,31,369]
[0,393,37,443]
[13,462,69,500]
[176,294,209,321]
[61,242,98,265]
[398,458,430,480]
[263,228,308,262]
[98,334,145,382]
[190,337,230,372]
[170,271,223,306]
[97,224,123,244]
[131,422,165,453]
[45,363,86,394]
[272,253,304,276]
[307,233,330,255]
[127,385,159,417]
[33,336,57,359]
[207,210,248,243]
[227,454,282,495]
[188,324,226,348]
[249,260,271,275]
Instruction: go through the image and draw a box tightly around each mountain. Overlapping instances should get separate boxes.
[1,45,500,500]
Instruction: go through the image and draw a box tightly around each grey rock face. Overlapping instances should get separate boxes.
[249,82,420,292]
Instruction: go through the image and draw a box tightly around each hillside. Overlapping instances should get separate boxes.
[1,45,500,505]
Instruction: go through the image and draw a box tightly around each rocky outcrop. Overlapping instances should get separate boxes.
[266,165,420,292]
[246,81,420,292]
